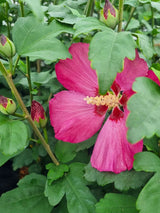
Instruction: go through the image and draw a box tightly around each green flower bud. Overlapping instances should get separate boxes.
[0,34,16,59]
[100,0,118,29]
[0,95,16,115]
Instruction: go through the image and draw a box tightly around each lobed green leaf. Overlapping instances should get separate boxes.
[0,174,52,213]
[0,114,28,155]
[22,0,44,21]
[133,152,160,172]
[12,16,73,62]
[127,77,160,143]
[89,30,136,94]
[137,172,160,213]
[96,193,138,213]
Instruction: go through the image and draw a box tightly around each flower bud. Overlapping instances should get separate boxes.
[0,34,16,59]
[31,100,47,128]
[0,95,16,115]
[100,0,118,29]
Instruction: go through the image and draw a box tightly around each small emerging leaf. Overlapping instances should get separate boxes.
[46,163,69,184]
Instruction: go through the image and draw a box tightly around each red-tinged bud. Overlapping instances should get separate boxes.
[0,34,16,59]
[100,0,118,29]
[0,95,16,115]
[31,100,47,128]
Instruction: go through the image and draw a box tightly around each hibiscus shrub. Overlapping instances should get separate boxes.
[0,0,160,212]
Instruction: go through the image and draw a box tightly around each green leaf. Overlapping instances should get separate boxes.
[114,170,152,191]
[127,77,160,143]
[89,30,136,94]
[84,163,116,185]
[18,173,46,187]
[139,0,151,3]
[45,178,66,206]
[143,135,160,154]
[65,163,96,213]
[16,71,56,88]
[151,2,160,12]
[12,149,34,170]
[0,150,20,166]
[45,163,96,213]
[84,164,152,191]
[124,0,139,7]
[151,63,160,81]
[134,33,155,58]
[136,172,160,213]
[22,0,44,21]
[0,114,28,155]
[47,0,85,24]
[13,17,73,62]
[0,174,52,213]
[55,141,77,163]
[73,17,107,38]
[96,193,138,213]
[126,19,140,30]
[46,163,69,184]
[76,134,97,152]
[133,152,160,172]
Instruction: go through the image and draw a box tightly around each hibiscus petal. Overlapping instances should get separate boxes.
[49,91,105,143]
[90,109,143,173]
[55,43,98,96]
[115,50,148,92]
[146,70,160,86]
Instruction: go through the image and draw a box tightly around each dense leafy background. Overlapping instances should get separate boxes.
[0,0,160,212]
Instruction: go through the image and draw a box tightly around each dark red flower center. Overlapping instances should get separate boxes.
[84,81,128,120]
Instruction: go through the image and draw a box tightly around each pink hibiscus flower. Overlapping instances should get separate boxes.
[49,43,160,173]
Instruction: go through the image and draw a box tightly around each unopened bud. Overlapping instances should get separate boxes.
[31,100,47,128]
[0,95,16,115]
[100,0,118,29]
[0,34,16,59]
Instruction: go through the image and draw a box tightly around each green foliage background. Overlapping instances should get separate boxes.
[0,0,160,212]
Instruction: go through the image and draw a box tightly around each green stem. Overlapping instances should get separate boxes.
[13,112,25,118]
[30,138,39,143]
[26,57,33,104]
[13,55,20,75]
[19,0,24,17]
[84,0,94,17]
[43,127,48,143]
[118,0,124,32]
[124,7,135,31]
[0,61,59,166]
[8,58,13,74]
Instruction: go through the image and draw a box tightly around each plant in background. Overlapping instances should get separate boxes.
[0,0,160,212]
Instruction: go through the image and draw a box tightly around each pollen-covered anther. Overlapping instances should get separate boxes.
[84,93,120,108]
